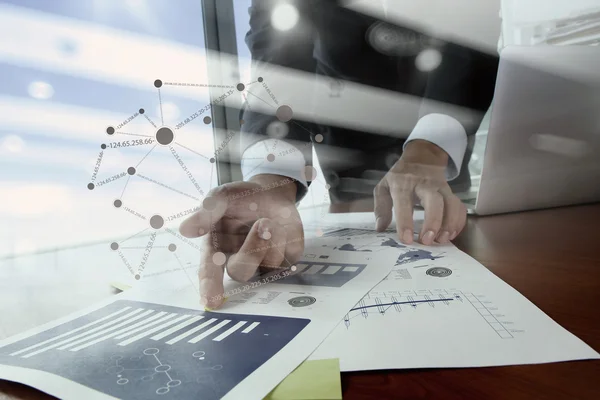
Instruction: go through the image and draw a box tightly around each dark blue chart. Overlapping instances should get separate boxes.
[395,249,444,266]
[275,261,367,287]
[0,300,310,400]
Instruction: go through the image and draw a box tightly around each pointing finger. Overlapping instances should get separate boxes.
[373,181,393,232]
[198,244,226,310]
[226,218,274,283]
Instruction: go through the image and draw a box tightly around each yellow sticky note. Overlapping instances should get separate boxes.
[110,281,132,292]
[264,359,342,400]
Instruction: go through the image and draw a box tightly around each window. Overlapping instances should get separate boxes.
[231,0,331,211]
[0,0,216,257]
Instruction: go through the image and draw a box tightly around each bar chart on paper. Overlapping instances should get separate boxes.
[0,300,310,400]
[273,260,367,288]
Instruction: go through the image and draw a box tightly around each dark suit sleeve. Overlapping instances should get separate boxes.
[419,42,499,136]
[240,0,320,198]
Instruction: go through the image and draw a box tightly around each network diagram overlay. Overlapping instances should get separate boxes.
[86,76,331,286]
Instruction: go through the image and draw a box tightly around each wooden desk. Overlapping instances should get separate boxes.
[1,204,599,399]
[343,203,600,400]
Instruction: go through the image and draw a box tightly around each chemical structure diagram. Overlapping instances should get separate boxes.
[87,75,332,284]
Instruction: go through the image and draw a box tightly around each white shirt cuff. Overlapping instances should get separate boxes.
[403,113,467,181]
[241,139,309,187]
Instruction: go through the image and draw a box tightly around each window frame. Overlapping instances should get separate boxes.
[202,0,244,185]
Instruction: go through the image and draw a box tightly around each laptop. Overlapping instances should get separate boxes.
[464,45,600,216]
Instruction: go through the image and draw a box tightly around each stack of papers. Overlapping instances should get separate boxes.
[0,213,598,399]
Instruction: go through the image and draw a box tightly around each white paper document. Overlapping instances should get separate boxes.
[0,237,398,400]
[309,230,600,370]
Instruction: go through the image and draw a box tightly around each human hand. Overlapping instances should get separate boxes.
[373,140,467,246]
[179,174,303,309]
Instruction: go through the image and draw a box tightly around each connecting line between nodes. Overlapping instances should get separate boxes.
[242,158,267,179]
[162,81,235,89]
[173,142,210,160]
[173,252,199,297]
[169,146,205,196]
[119,228,150,246]
[143,113,158,129]
[246,91,275,110]
[157,88,164,125]
[121,176,131,198]
[165,228,202,251]
[116,132,153,138]
[98,77,296,288]
[136,232,157,279]
[136,173,201,202]
[136,144,157,168]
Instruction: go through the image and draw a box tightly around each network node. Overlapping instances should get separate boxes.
[150,215,164,230]
[276,105,293,122]
[127,167,136,175]
[258,77,264,82]
[272,3,300,31]
[326,171,340,188]
[210,158,216,164]
[236,83,245,92]
[106,127,115,135]
[267,153,275,162]
[87,183,95,190]
[325,184,331,190]
[261,230,272,240]
[154,79,163,88]
[314,134,324,143]
[304,165,318,181]
[168,244,177,252]
[155,126,174,145]
[135,274,141,280]
[110,242,119,251]
[415,48,443,72]
[213,252,226,266]
[139,108,145,114]
[249,202,258,211]
[203,116,212,124]
[291,265,297,272]
[280,207,292,219]
[203,197,217,211]
[385,153,401,169]
[101,144,107,149]
[267,120,289,139]
[113,199,122,208]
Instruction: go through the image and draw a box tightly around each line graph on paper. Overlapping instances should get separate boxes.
[0,300,310,400]
[344,289,516,339]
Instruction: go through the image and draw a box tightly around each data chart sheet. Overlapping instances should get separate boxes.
[308,229,600,371]
[0,238,398,400]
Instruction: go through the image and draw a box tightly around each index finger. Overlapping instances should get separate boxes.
[198,244,226,309]
[414,183,444,245]
[390,186,416,245]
